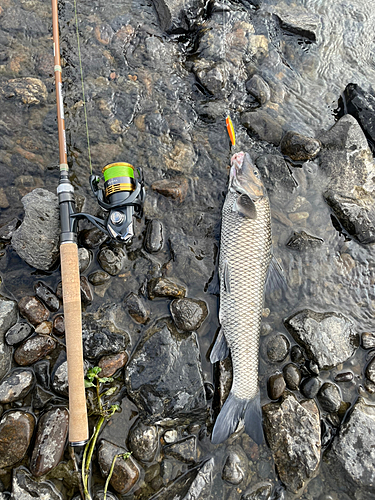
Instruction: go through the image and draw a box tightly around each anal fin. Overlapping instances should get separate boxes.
[265,255,287,295]
[210,327,229,363]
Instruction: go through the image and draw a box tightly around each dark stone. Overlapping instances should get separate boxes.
[255,154,297,197]
[365,356,375,384]
[362,332,375,349]
[88,271,111,286]
[33,386,55,410]
[151,178,188,202]
[11,467,63,500]
[170,298,208,331]
[53,315,65,336]
[0,368,35,403]
[98,439,140,495]
[18,296,49,326]
[300,377,321,399]
[12,189,60,271]
[334,372,353,383]
[83,330,127,361]
[128,419,159,463]
[282,364,301,391]
[268,373,286,400]
[241,481,273,500]
[265,334,290,362]
[34,282,60,312]
[241,110,283,146]
[125,293,150,324]
[273,5,320,41]
[317,383,342,413]
[0,297,18,378]
[290,345,305,364]
[98,352,128,377]
[306,360,320,375]
[14,334,56,366]
[148,277,186,300]
[34,360,50,389]
[0,217,21,241]
[151,0,205,34]
[286,231,324,251]
[164,435,197,463]
[30,407,69,477]
[284,309,359,369]
[80,227,109,249]
[263,393,321,493]
[204,382,214,401]
[318,114,369,151]
[98,246,126,276]
[1,77,47,105]
[80,276,93,305]
[280,131,321,161]
[5,323,33,346]
[246,75,271,105]
[125,319,207,425]
[144,219,164,253]
[222,446,248,485]
[51,352,69,397]
[0,410,35,468]
[145,113,169,136]
[78,247,92,273]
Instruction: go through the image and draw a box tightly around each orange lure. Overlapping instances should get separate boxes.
[226,115,236,147]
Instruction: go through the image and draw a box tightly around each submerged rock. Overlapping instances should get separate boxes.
[11,466,63,499]
[151,0,205,33]
[98,352,128,377]
[128,420,159,463]
[271,2,320,41]
[0,368,35,403]
[34,282,60,312]
[164,435,197,464]
[284,309,359,369]
[144,219,164,253]
[151,178,188,202]
[5,322,33,346]
[169,298,208,331]
[263,393,321,493]
[0,411,35,468]
[12,189,60,271]
[83,330,127,361]
[282,363,301,391]
[14,334,56,366]
[241,110,283,146]
[222,446,248,485]
[268,372,286,400]
[280,131,321,161]
[97,246,126,276]
[241,481,273,500]
[317,383,341,413]
[319,113,369,152]
[300,376,321,399]
[1,77,48,105]
[265,333,290,362]
[246,75,271,105]
[148,277,186,300]
[286,231,324,251]
[125,293,150,324]
[125,319,207,425]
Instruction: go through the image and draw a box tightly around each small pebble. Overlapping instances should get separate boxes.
[204,382,214,400]
[241,481,272,500]
[144,219,164,253]
[78,247,92,273]
[148,277,186,300]
[98,246,126,276]
[88,271,111,286]
[300,376,321,399]
[266,334,290,362]
[53,315,65,336]
[0,410,35,468]
[334,372,353,383]
[317,383,342,412]
[361,332,375,349]
[18,296,49,326]
[365,380,375,394]
[35,321,53,335]
[245,75,271,105]
[0,368,35,403]
[163,430,178,444]
[98,352,128,377]
[365,356,375,384]
[222,447,248,485]
[34,282,60,312]
[34,360,50,389]
[151,178,188,202]
[128,420,159,463]
[5,323,33,346]
[14,335,56,366]
[164,435,197,463]
[125,293,150,324]
[290,345,305,364]
[170,298,208,331]
[280,131,321,161]
[306,359,320,375]
[268,373,286,400]
[79,227,108,248]
[283,363,301,390]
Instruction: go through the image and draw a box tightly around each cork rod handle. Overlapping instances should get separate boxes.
[60,242,89,445]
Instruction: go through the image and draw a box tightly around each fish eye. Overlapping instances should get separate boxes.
[253,170,259,177]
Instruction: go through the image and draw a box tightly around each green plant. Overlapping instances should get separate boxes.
[103,452,132,500]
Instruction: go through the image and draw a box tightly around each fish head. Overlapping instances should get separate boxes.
[230,152,266,200]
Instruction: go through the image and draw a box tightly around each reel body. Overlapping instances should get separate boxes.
[73,162,145,243]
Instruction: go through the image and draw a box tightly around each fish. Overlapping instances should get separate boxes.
[211,151,282,445]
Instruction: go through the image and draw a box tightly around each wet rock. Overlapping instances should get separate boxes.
[97,246,126,276]
[286,231,324,251]
[128,420,159,462]
[151,0,205,33]
[35,321,53,335]
[268,373,286,400]
[11,467,63,500]
[80,227,108,249]
[164,435,197,463]
[330,398,375,490]
[300,377,321,399]
[334,372,353,383]
[290,345,305,364]
[305,359,320,376]
[125,319,207,425]
[12,189,60,271]
[204,382,214,401]
[144,219,164,253]
[30,407,69,477]
[0,368,35,403]
[265,334,290,362]
[83,330,127,361]
[78,247,92,273]
[151,178,188,202]
[263,393,321,493]
[51,352,68,396]
[0,217,21,241]
[92,491,119,500]
[283,363,301,391]
[88,271,111,286]
[34,360,50,389]
[246,75,271,105]
[125,293,150,324]
[98,352,128,377]
[280,131,321,161]
[53,315,65,336]
[255,154,297,196]
[272,3,320,41]
[80,276,93,305]
[222,446,248,485]
[34,282,60,312]
[148,277,186,299]
[163,429,178,444]
[319,114,369,152]
[5,322,33,346]
[194,63,227,97]
[170,298,208,332]
[14,334,56,366]
[241,481,273,500]
[98,439,140,495]
[241,110,283,146]
[365,356,375,384]
[0,410,35,468]
[1,77,48,105]
[284,309,359,369]
[362,332,375,349]
[18,296,49,326]
[317,383,341,413]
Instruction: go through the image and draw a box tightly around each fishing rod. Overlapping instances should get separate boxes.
[51,0,145,446]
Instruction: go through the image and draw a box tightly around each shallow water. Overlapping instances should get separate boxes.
[1,0,375,498]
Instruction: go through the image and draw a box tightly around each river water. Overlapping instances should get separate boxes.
[1,0,375,498]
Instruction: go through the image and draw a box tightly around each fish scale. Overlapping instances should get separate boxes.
[219,189,272,400]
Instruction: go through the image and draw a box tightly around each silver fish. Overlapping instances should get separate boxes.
[211,151,276,445]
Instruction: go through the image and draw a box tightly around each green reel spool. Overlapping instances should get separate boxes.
[102,162,135,200]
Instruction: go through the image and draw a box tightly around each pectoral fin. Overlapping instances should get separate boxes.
[233,194,257,219]
[265,255,287,294]
[223,260,231,293]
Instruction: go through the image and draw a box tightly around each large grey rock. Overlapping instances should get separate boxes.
[11,467,63,500]
[125,319,207,425]
[0,296,18,379]
[12,189,60,271]
[284,309,359,369]
[330,398,375,490]
[318,114,369,152]
[263,393,321,494]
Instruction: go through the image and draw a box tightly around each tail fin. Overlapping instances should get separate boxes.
[211,391,263,445]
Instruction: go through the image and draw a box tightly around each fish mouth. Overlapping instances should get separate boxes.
[230,152,245,180]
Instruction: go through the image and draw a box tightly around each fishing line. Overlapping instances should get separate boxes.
[222,0,236,147]
[73,0,93,174]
